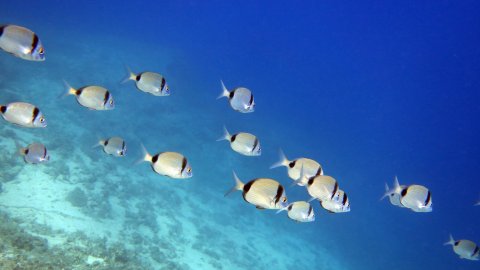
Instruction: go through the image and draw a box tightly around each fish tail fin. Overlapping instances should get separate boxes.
[216,125,231,141]
[92,140,104,149]
[122,66,136,84]
[217,80,230,100]
[61,80,77,98]
[134,143,152,165]
[224,171,244,197]
[380,183,391,201]
[275,203,292,214]
[14,140,25,156]
[381,176,401,200]
[270,149,289,169]
[444,234,455,246]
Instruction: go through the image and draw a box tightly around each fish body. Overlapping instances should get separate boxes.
[0,25,45,61]
[218,81,255,113]
[65,83,114,110]
[270,149,322,186]
[19,143,49,164]
[225,172,288,210]
[400,184,432,212]
[278,201,315,222]
[98,137,126,157]
[124,69,170,96]
[139,145,192,179]
[217,126,261,156]
[320,190,350,213]
[445,235,479,261]
[0,102,46,128]
[305,175,340,202]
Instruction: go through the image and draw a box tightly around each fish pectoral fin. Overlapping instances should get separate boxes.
[256,206,266,210]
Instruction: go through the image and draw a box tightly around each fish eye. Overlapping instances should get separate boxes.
[282,197,287,203]
[109,100,113,105]
[39,47,44,54]
[40,117,45,123]
[187,167,192,173]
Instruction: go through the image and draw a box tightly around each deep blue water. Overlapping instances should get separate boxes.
[1,1,480,269]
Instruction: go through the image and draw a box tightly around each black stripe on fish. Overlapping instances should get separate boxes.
[0,105,6,114]
[43,146,47,159]
[30,34,39,54]
[229,89,235,99]
[104,139,108,146]
[401,187,408,198]
[180,157,187,174]
[121,140,126,152]
[248,94,254,106]
[307,177,314,186]
[424,191,431,206]
[342,192,348,205]
[24,148,29,155]
[160,77,166,93]
[251,138,259,152]
[151,154,159,163]
[136,73,141,81]
[454,241,460,246]
[0,26,4,37]
[315,166,323,176]
[308,205,313,216]
[242,180,255,200]
[32,107,40,123]
[230,134,237,143]
[76,87,85,96]
[472,246,479,257]
[288,204,293,211]
[103,91,110,106]
[289,160,296,168]
[274,184,284,204]
[331,181,339,200]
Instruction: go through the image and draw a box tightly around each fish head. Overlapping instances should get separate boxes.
[31,43,45,61]
[33,112,47,128]
[277,192,288,209]
[182,164,193,178]
[162,84,171,96]
[253,144,261,156]
[105,95,115,110]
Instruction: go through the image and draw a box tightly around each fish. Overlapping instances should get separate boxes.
[270,149,323,186]
[217,126,261,156]
[320,189,351,213]
[382,177,432,212]
[0,102,47,128]
[225,171,288,210]
[400,184,432,212]
[0,25,45,61]
[444,235,479,261]
[123,67,170,96]
[19,143,49,164]
[137,145,192,179]
[276,201,315,222]
[305,174,340,202]
[382,177,406,208]
[217,80,255,113]
[95,137,126,157]
[64,82,114,110]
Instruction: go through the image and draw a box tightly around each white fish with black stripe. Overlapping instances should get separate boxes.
[123,67,170,96]
[217,80,255,113]
[444,235,479,261]
[19,143,49,164]
[0,102,47,128]
[0,25,45,61]
[304,174,341,203]
[270,149,323,186]
[63,82,114,110]
[383,177,432,212]
[320,189,350,213]
[217,126,261,156]
[276,201,315,222]
[94,137,127,157]
[225,171,288,210]
[136,145,192,179]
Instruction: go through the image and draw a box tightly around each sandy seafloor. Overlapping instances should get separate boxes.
[0,33,348,270]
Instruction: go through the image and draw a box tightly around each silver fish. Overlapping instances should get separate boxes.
[137,145,192,179]
[400,184,432,212]
[64,82,114,110]
[305,175,340,202]
[123,68,170,96]
[444,235,479,261]
[217,126,261,156]
[217,81,255,113]
[270,149,323,186]
[96,137,126,157]
[225,172,288,210]
[19,143,49,164]
[320,190,350,213]
[277,201,315,222]
[0,102,46,128]
[0,25,45,61]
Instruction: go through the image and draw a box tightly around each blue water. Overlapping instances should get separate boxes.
[1,1,480,269]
